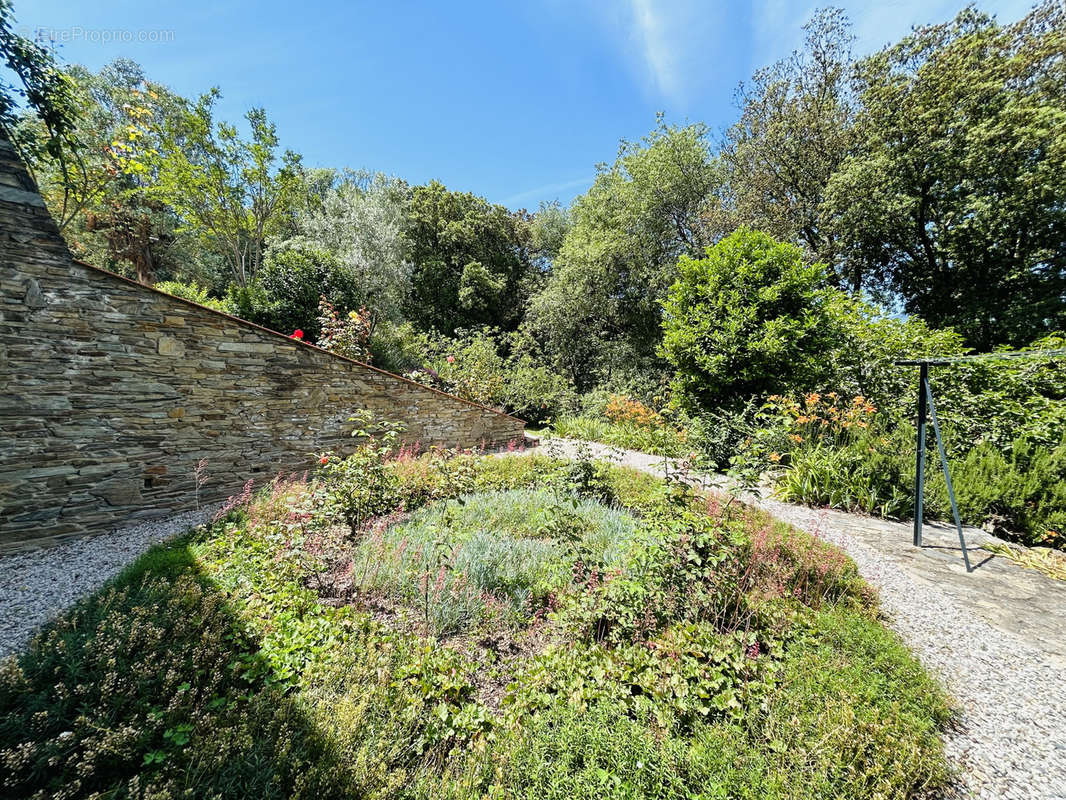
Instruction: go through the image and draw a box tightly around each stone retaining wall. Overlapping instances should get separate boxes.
[0,135,524,550]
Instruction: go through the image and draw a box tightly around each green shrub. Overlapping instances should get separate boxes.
[929,437,1066,548]
[684,402,760,470]
[730,608,951,799]
[472,452,570,491]
[229,243,362,340]
[550,415,688,457]
[744,388,1066,546]
[506,625,773,731]
[774,437,912,519]
[369,321,433,374]
[389,448,478,510]
[483,703,697,800]
[154,279,233,313]
[0,542,356,800]
[662,229,840,412]
[501,353,578,425]
[415,329,577,424]
[317,416,406,534]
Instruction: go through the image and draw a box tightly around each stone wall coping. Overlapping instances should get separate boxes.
[69,257,526,424]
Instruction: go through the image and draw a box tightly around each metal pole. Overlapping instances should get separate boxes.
[912,363,928,547]
[925,378,973,572]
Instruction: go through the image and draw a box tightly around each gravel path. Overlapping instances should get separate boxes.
[3,441,1064,799]
[0,509,212,659]
[532,438,1066,800]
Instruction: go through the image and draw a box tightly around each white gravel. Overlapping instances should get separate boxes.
[533,438,1066,800]
[764,503,1066,800]
[0,509,213,659]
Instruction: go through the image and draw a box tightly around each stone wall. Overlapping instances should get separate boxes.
[0,135,524,551]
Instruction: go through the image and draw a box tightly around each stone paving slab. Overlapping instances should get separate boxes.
[758,502,1066,664]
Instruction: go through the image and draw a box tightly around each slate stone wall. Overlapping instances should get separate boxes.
[0,135,524,550]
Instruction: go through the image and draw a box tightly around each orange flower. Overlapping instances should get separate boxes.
[769,452,782,463]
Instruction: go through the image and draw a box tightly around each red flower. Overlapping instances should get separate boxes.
[291,329,304,340]
[319,455,329,465]
[446,355,455,363]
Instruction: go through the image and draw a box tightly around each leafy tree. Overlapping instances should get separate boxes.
[296,170,411,323]
[527,199,570,268]
[0,0,78,186]
[229,241,361,340]
[823,3,1066,348]
[525,119,721,391]
[662,229,838,411]
[822,294,966,414]
[720,8,855,284]
[150,93,302,286]
[404,180,533,334]
[21,60,204,283]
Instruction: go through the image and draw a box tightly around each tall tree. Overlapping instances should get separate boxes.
[28,61,199,283]
[525,119,721,390]
[150,93,302,286]
[404,180,534,334]
[823,3,1066,348]
[720,7,856,284]
[296,170,412,324]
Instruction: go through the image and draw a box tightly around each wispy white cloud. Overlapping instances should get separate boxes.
[565,0,726,106]
[501,175,595,209]
[628,0,678,98]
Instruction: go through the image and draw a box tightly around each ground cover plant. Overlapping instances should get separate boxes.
[1,435,951,799]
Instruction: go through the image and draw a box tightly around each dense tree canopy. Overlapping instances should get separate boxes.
[296,170,411,324]
[229,242,361,341]
[525,119,721,391]
[823,3,1066,348]
[149,94,302,287]
[11,1,1065,404]
[720,8,855,281]
[404,180,535,335]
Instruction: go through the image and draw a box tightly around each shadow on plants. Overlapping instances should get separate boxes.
[0,530,361,800]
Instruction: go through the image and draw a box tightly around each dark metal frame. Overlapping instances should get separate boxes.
[894,348,1065,573]
[896,360,972,572]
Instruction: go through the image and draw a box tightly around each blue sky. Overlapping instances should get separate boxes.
[17,0,1035,210]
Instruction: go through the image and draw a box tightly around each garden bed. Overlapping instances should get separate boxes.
[0,448,951,799]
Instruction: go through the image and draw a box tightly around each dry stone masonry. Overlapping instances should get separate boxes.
[0,134,524,551]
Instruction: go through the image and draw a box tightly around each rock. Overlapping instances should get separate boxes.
[22,278,45,309]
[157,336,185,357]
